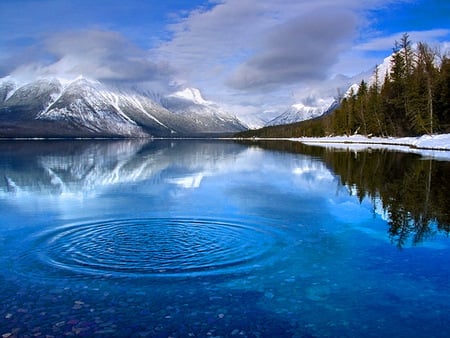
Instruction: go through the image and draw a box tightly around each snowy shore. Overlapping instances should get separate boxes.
[291,134,450,160]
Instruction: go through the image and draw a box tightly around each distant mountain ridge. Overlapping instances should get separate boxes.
[264,51,395,127]
[0,76,247,138]
[0,50,400,137]
[266,98,338,126]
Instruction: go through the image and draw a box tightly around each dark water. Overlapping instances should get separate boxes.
[0,139,449,337]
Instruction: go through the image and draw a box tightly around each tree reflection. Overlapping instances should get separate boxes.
[239,140,450,248]
[324,150,450,248]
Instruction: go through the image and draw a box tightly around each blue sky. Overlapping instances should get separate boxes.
[1,0,449,117]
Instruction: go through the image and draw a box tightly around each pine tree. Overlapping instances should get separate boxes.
[236,34,449,139]
[346,87,357,134]
[387,33,415,135]
[356,80,368,134]
[409,42,438,134]
[435,55,450,132]
[365,65,386,135]
[399,33,415,77]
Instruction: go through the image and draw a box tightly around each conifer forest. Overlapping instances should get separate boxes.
[238,34,450,138]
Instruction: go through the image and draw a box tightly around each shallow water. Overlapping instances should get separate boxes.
[0,139,449,337]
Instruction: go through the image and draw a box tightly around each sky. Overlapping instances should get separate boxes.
[1,0,449,119]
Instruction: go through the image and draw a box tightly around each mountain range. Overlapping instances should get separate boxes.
[266,98,339,126]
[0,76,247,138]
[265,54,395,127]
[0,51,395,138]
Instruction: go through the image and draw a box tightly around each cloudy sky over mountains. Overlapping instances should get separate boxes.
[1,0,449,116]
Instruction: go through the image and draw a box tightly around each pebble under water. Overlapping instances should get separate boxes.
[0,140,449,337]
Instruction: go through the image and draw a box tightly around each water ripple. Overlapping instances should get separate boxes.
[26,218,280,278]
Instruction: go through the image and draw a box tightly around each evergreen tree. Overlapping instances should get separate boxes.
[380,70,397,135]
[367,66,385,135]
[387,33,415,135]
[389,46,408,134]
[435,55,450,132]
[346,87,357,134]
[399,33,415,77]
[236,34,450,139]
[409,42,438,134]
[356,80,368,134]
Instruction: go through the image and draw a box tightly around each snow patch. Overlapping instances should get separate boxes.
[267,97,336,126]
[293,134,450,160]
[168,88,210,105]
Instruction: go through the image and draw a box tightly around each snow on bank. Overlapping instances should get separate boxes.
[292,134,450,161]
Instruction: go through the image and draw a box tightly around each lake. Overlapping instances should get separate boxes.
[0,139,449,337]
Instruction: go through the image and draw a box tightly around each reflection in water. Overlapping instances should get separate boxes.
[0,139,449,337]
[1,139,449,248]
[0,140,150,195]
[242,140,450,248]
[323,149,450,248]
[0,140,244,196]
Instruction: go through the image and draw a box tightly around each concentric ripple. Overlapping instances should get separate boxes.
[28,218,280,278]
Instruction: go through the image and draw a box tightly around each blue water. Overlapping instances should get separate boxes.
[0,140,449,337]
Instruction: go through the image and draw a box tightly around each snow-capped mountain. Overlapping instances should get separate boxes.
[0,77,247,138]
[266,98,338,126]
[263,51,396,128]
[370,53,393,86]
[167,88,210,105]
[162,87,248,132]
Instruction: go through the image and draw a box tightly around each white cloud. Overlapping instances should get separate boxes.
[153,0,406,115]
[226,8,357,90]
[5,0,449,119]
[11,30,174,87]
[355,29,450,51]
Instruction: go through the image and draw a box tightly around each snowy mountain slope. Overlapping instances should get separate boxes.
[38,78,148,137]
[362,54,393,88]
[264,51,395,128]
[0,77,248,137]
[162,88,248,133]
[236,111,269,129]
[266,98,338,126]
[0,77,18,103]
[2,78,63,119]
[168,88,211,105]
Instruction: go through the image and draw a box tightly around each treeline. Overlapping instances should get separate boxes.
[238,34,450,138]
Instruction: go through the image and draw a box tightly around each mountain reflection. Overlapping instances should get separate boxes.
[1,140,152,195]
[2,139,449,248]
[0,140,245,196]
[239,140,450,248]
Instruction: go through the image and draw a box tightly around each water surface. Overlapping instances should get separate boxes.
[0,139,449,337]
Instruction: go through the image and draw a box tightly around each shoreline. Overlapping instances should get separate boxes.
[289,134,450,161]
[291,134,450,150]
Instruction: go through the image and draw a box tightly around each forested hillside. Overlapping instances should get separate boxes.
[238,34,450,138]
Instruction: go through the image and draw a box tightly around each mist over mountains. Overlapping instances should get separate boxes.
[0,48,411,138]
[0,76,247,138]
[0,72,370,137]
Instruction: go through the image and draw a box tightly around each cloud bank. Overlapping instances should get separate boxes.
[154,0,399,104]
[226,8,357,90]
[11,30,174,86]
[2,0,450,118]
